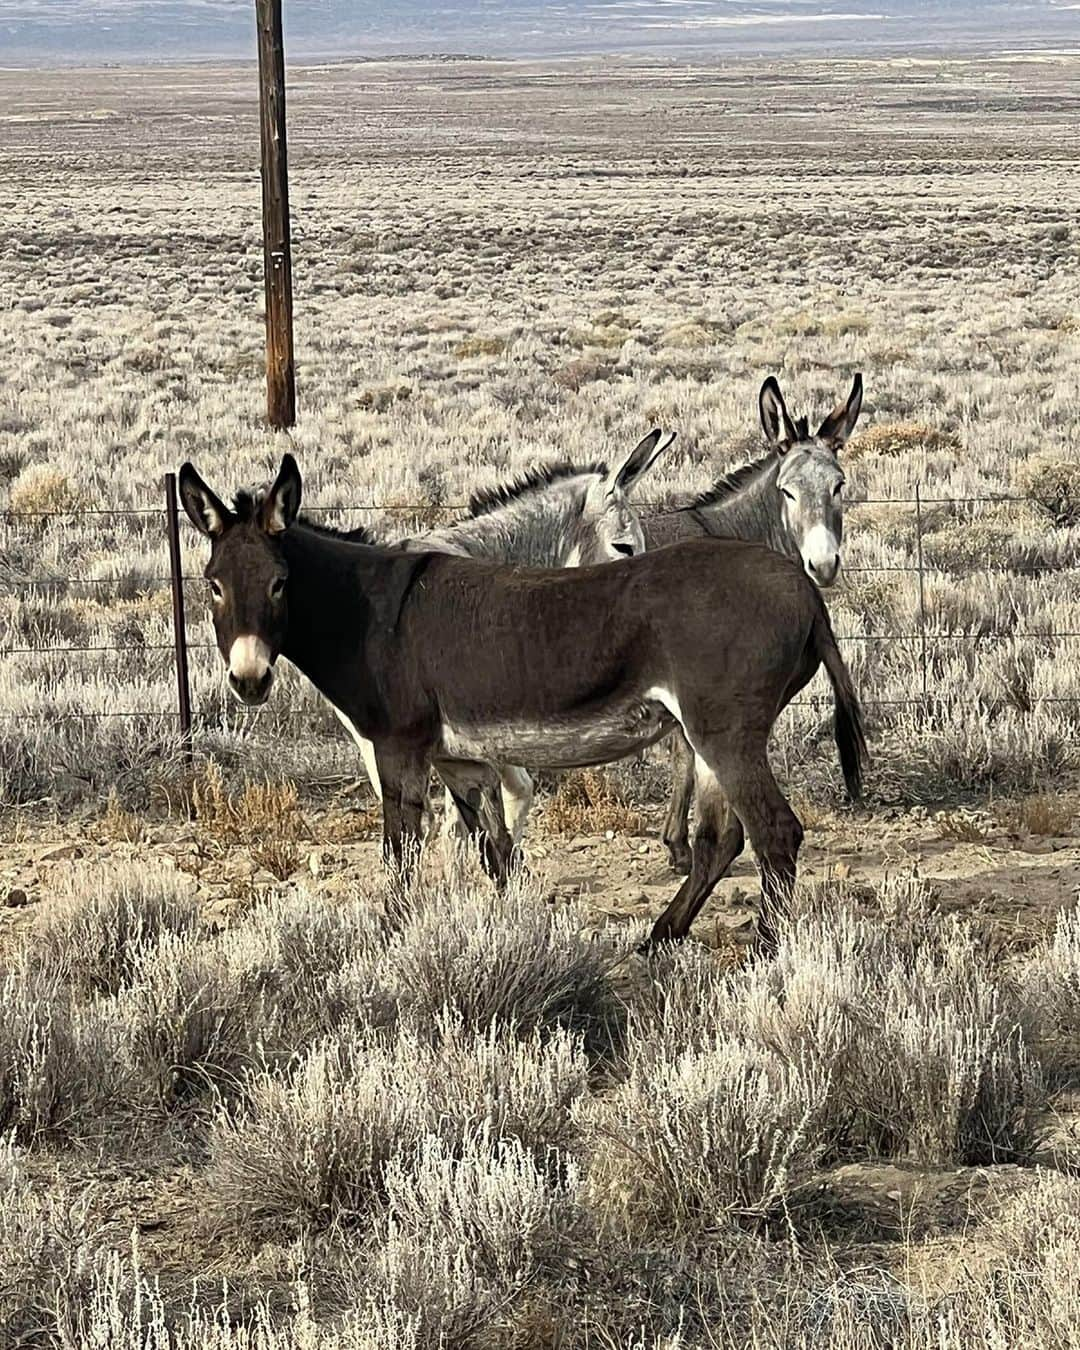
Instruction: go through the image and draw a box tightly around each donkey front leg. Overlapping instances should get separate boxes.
[375,749,431,883]
[662,730,696,875]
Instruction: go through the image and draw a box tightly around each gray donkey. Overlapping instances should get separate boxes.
[644,374,863,872]
[338,430,675,841]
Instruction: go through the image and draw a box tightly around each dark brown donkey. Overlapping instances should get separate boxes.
[179,454,867,953]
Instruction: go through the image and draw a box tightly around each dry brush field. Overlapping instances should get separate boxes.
[1,52,1080,1348]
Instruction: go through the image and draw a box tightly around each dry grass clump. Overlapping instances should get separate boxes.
[543,768,647,837]
[94,786,146,843]
[454,335,507,358]
[1016,453,1080,527]
[192,761,308,848]
[998,790,1078,837]
[7,462,85,515]
[847,421,961,461]
[935,805,998,842]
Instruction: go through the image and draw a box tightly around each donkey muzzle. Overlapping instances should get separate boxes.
[227,636,274,706]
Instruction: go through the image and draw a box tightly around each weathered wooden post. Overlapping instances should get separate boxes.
[255,0,296,428]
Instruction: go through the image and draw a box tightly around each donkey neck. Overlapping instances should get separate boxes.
[278,524,424,713]
[414,482,590,568]
[692,457,796,560]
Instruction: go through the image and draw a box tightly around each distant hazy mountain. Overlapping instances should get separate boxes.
[3,0,1078,65]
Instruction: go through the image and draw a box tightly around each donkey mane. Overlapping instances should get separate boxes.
[468,461,607,519]
[687,451,778,510]
[232,488,376,545]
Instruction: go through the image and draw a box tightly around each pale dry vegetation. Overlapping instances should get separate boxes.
[0,861,1077,1346]
[2,50,1080,1350]
[0,54,1078,807]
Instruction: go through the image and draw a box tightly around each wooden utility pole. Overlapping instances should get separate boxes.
[255,0,296,428]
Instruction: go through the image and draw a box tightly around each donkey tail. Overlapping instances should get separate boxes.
[813,602,868,801]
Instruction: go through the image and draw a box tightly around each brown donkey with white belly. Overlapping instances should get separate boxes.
[179,454,866,954]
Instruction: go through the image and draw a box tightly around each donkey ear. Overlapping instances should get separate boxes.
[759,376,799,450]
[817,373,864,450]
[610,429,676,495]
[259,453,302,534]
[178,463,232,537]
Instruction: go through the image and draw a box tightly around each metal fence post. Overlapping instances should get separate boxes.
[914,480,929,714]
[164,473,194,765]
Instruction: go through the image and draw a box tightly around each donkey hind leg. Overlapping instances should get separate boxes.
[662,730,696,875]
[434,759,519,889]
[693,748,803,957]
[645,756,745,950]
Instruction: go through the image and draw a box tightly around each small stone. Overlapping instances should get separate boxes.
[309,850,322,877]
[637,843,649,855]
[5,888,29,908]
[604,829,614,841]
[886,1190,902,1201]
[41,844,83,862]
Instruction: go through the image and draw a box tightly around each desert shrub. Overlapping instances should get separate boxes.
[111,928,271,1107]
[8,462,84,516]
[31,862,200,997]
[454,335,506,358]
[922,522,1013,573]
[584,1032,832,1236]
[384,873,624,1059]
[235,888,394,1045]
[629,884,1042,1172]
[1016,453,1080,527]
[922,1173,1080,1347]
[847,421,960,461]
[1024,901,1080,1046]
[998,790,1078,837]
[360,1130,580,1347]
[0,964,125,1143]
[551,354,613,390]
[0,1137,106,1344]
[206,1018,588,1234]
[543,767,647,837]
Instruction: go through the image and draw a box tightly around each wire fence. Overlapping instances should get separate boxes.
[1,478,1078,743]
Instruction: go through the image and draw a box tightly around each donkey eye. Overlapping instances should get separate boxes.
[612,542,635,558]
[781,489,795,502]
[269,578,286,600]
[209,579,223,601]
